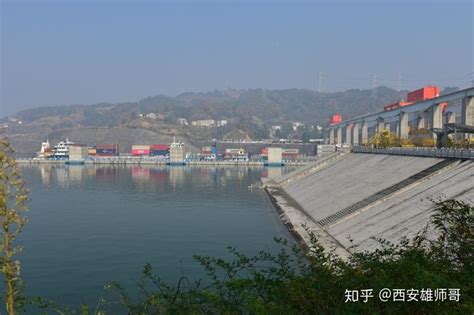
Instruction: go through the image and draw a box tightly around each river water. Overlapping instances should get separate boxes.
[14,165,293,310]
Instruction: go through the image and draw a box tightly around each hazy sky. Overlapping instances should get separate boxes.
[1,0,473,116]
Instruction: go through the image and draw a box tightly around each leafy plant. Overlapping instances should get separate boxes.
[0,136,29,314]
[101,199,473,314]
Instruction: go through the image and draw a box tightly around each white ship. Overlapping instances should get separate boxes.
[37,139,51,158]
[52,138,75,158]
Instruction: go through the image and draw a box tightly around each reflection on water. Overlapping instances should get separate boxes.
[17,165,296,309]
[34,165,295,190]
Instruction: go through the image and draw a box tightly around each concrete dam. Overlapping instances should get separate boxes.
[263,152,473,258]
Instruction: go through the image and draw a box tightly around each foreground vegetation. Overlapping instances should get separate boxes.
[1,135,473,314]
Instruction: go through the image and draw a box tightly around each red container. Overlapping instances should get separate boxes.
[261,148,268,155]
[150,144,169,150]
[329,114,342,125]
[407,86,440,102]
[132,149,150,156]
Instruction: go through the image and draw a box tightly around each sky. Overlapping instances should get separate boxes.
[1,0,473,116]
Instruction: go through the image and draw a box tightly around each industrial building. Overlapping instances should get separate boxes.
[169,141,185,164]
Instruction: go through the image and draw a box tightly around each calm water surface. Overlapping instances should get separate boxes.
[14,165,293,309]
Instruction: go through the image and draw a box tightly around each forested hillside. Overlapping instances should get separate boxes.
[10,87,411,126]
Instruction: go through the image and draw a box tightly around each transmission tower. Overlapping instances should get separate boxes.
[371,74,377,98]
[398,72,402,92]
[318,72,325,93]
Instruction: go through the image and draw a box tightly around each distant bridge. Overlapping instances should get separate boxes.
[325,87,474,146]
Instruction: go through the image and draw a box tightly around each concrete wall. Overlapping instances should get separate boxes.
[327,160,473,252]
[273,153,474,255]
[283,154,442,222]
[268,147,283,163]
[69,146,88,160]
[169,145,185,162]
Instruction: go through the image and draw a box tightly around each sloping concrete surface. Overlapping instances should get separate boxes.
[327,160,473,253]
[284,154,443,222]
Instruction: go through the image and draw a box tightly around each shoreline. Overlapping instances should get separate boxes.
[15,158,308,167]
[261,153,352,258]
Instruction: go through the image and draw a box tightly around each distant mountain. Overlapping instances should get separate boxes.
[4,86,457,156]
[10,86,411,126]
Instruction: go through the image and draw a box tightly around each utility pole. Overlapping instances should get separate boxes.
[371,74,377,98]
[318,72,324,93]
[137,98,141,117]
[398,72,402,92]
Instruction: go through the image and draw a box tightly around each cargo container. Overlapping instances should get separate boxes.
[95,144,119,156]
[132,149,150,156]
[150,144,169,151]
[132,145,150,150]
[407,86,440,102]
[96,148,118,156]
[96,144,119,150]
[149,144,169,157]
[329,114,342,125]
[150,149,168,157]
[88,148,97,156]
[132,145,150,156]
